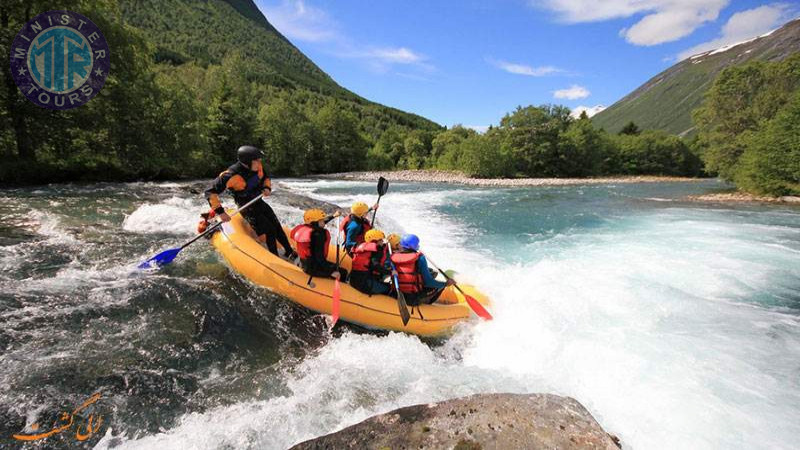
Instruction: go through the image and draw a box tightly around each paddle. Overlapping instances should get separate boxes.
[137,195,263,269]
[426,257,493,320]
[331,215,342,327]
[370,177,389,226]
[385,241,411,326]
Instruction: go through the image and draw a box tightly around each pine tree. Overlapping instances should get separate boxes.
[619,121,641,136]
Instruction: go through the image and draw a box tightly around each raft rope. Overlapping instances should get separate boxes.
[410,305,425,320]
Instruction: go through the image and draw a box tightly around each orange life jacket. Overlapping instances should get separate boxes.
[290,224,330,261]
[390,251,424,294]
[340,214,372,249]
[352,242,387,275]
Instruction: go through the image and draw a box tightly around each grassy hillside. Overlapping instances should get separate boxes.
[119,0,440,135]
[593,19,800,136]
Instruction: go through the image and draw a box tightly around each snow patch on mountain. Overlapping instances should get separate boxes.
[571,105,606,119]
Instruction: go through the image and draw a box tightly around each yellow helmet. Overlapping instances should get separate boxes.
[365,229,385,243]
[351,202,369,217]
[387,233,401,247]
[303,209,326,224]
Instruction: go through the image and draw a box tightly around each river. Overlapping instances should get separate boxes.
[1,179,798,449]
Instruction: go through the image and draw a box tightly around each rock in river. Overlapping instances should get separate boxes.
[291,393,621,449]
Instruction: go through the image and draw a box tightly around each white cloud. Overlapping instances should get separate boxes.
[531,0,730,45]
[366,47,424,64]
[678,4,795,60]
[492,60,562,76]
[260,0,337,42]
[259,1,430,73]
[554,85,590,100]
[340,47,431,74]
[570,105,606,118]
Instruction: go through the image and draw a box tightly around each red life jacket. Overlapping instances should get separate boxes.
[197,209,217,234]
[352,242,387,275]
[340,214,372,248]
[390,251,424,294]
[290,224,330,261]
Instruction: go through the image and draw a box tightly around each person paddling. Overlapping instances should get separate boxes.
[290,209,346,280]
[349,229,392,295]
[341,201,378,255]
[204,145,296,259]
[390,234,454,305]
[387,233,401,252]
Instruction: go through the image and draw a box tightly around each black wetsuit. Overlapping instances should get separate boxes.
[204,162,292,256]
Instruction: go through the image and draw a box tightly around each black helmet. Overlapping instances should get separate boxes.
[237,145,264,165]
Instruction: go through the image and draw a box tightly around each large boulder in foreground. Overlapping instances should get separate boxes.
[292,393,621,449]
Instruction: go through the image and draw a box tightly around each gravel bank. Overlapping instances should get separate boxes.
[687,192,800,204]
[318,170,704,187]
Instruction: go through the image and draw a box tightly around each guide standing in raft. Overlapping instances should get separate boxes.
[204,146,296,259]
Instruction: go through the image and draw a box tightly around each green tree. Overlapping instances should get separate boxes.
[312,101,368,172]
[499,105,572,176]
[734,90,800,196]
[619,121,641,136]
[370,126,406,167]
[204,56,257,171]
[256,98,317,176]
[693,54,800,180]
[457,132,514,178]
[395,130,431,169]
[610,131,701,176]
[432,125,477,169]
[557,116,605,176]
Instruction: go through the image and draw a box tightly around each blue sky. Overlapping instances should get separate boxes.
[256,0,798,130]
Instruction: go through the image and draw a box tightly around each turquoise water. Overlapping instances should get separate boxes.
[1,179,798,449]
[278,179,800,449]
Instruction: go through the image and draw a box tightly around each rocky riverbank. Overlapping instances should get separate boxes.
[291,393,621,449]
[318,170,704,187]
[687,192,800,204]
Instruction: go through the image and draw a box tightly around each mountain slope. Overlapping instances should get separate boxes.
[119,0,440,132]
[592,18,800,136]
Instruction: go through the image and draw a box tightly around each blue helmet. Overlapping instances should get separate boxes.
[400,234,420,251]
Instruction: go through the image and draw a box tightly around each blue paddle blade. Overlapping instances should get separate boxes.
[137,248,181,269]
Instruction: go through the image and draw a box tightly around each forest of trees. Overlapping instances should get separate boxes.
[693,54,800,196]
[367,107,703,179]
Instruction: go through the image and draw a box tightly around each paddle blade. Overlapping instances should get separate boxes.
[377,177,389,196]
[331,279,341,327]
[464,293,493,320]
[396,292,410,326]
[137,248,181,269]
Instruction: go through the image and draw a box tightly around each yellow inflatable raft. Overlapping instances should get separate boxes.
[210,214,491,337]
